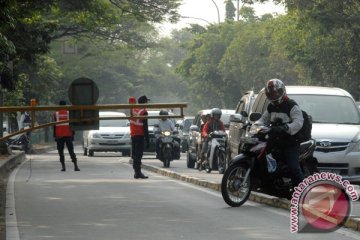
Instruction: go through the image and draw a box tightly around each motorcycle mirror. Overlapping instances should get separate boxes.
[240,110,248,118]
[249,112,262,122]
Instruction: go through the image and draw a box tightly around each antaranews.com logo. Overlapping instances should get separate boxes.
[290,172,359,233]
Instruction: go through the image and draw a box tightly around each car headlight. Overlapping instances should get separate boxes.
[92,132,101,138]
[349,140,360,152]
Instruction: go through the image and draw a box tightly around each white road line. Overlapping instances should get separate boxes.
[6,161,25,240]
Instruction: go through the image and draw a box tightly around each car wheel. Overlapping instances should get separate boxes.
[88,150,94,157]
[84,148,87,156]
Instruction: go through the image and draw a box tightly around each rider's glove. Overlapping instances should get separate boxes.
[271,125,289,134]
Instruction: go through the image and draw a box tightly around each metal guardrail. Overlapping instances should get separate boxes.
[0,103,187,142]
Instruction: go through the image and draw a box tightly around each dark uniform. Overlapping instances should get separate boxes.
[54,100,80,172]
[130,95,150,179]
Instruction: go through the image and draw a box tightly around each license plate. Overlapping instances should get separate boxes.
[319,169,341,175]
[105,140,118,144]
[162,137,172,143]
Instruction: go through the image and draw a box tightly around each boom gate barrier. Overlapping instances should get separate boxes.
[0,102,187,143]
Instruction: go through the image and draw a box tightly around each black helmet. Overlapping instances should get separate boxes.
[265,79,286,105]
[159,110,168,116]
[211,108,222,120]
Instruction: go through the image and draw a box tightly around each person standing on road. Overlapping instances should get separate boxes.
[53,100,80,172]
[130,95,150,179]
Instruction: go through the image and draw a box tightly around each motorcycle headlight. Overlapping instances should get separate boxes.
[92,132,101,138]
[163,131,171,136]
[248,124,261,136]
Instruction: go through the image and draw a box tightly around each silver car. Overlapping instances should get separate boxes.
[251,86,360,182]
[83,111,131,157]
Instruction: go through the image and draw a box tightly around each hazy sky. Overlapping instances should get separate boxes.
[158,0,286,35]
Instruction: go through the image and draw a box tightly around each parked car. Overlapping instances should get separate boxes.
[83,111,131,157]
[187,109,234,169]
[244,86,360,182]
[227,91,257,161]
[146,110,176,153]
[178,116,195,153]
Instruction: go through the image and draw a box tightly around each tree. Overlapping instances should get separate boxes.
[225,0,236,21]
[0,0,181,89]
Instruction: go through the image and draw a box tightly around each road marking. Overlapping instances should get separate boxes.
[6,161,24,240]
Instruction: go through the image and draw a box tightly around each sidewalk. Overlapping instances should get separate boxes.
[138,157,360,232]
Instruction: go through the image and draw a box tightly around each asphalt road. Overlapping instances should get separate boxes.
[6,147,360,240]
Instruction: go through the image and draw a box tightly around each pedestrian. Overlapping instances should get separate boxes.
[18,111,31,130]
[129,95,150,179]
[53,100,80,172]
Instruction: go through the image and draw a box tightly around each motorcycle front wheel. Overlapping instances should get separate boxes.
[163,148,172,168]
[217,150,226,174]
[221,163,252,207]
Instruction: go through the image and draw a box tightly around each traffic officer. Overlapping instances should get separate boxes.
[130,95,150,179]
[53,100,80,172]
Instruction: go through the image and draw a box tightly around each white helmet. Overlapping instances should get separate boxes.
[265,79,286,105]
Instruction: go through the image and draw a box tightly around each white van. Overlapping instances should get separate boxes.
[83,111,131,157]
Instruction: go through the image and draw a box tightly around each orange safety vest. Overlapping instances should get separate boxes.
[130,108,146,136]
[54,110,73,137]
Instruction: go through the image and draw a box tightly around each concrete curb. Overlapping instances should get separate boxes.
[0,152,26,180]
[139,161,360,232]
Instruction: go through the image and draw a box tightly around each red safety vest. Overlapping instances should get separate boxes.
[54,110,73,137]
[130,108,146,137]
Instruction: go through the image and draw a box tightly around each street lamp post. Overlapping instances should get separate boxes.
[181,16,212,25]
[210,0,221,24]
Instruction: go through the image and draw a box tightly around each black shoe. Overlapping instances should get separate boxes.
[61,163,66,172]
[74,167,80,171]
[134,172,149,179]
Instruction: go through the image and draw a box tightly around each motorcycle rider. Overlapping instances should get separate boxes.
[255,79,304,186]
[200,108,225,167]
[155,110,177,159]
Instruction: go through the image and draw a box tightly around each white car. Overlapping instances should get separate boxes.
[83,111,131,157]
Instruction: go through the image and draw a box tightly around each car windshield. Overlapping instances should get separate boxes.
[100,119,128,127]
[221,114,231,125]
[290,95,360,124]
[183,119,193,132]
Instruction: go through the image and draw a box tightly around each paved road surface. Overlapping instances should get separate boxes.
[6,147,360,239]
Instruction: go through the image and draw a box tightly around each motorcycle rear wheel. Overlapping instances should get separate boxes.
[221,163,252,207]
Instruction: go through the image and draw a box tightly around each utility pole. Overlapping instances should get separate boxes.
[0,76,2,138]
[210,0,221,24]
[236,0,240,21]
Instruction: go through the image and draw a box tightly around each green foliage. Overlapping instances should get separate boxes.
[225,0,236,21]
[0,0,181,107]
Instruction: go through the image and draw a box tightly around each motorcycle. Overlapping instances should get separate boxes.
[201,130,228,174]
[155,128,181,168]
[221,113,318,207]
[6,132,31,153]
